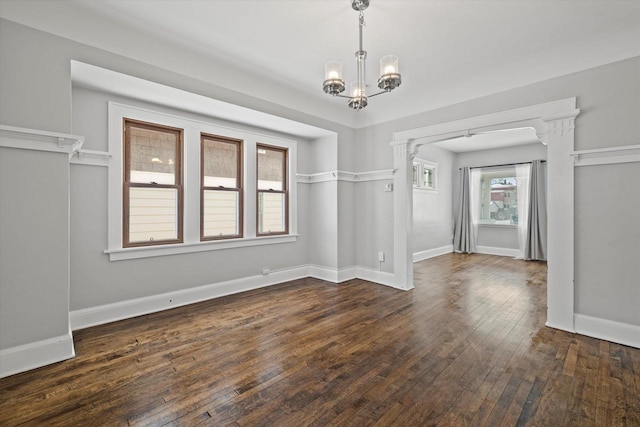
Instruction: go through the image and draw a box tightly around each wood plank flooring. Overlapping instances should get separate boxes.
[1,253,639,426]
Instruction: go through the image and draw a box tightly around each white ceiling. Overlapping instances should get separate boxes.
[433,127,541,153]
[1,0,639,129]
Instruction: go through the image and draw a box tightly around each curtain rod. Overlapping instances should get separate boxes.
[460,160,546,170]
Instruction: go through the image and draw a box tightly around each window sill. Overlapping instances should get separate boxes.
[478,223,518,229]
[105,234,299,261]
[413,186,438,193]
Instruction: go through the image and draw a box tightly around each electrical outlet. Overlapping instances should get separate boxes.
[378,252,385,262]
[384,183,393,192]
[261,269,270,275]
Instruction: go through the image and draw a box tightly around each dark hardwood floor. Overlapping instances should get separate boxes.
[1,253,639,426]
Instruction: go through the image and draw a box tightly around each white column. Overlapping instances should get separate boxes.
[543,114,579,332]
[392,140,416,290]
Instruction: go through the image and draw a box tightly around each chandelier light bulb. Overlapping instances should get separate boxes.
[350,82,364,98]
[378,54,402,91]
[323,61,346,95]
[348,81,368,109]
[325,61,343,81]
[380,55,399,76]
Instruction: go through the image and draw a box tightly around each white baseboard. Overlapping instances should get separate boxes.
[299,264,395,287]
[413,245,453,262]
[71,266,308,330]
[476,246,520,258]
[71,264,401,330]
[337,266,357,282]
[545,320,576,334]
[307,264,338,282]
[355,266,399,289]
[307,264,357,283]
[0,333,75,378]
[574,314,640,349]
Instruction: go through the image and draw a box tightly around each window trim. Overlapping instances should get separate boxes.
[412,162,420,187]
[122,118,184,248]
[477,167,518,226]
[200,133,244,241]
[256,143,289,236]
[106,102,298,261]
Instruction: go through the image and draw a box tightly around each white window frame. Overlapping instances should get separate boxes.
[106,102,297,261]
[412,162,420,187]
[477,166,518,227]
[413,158,438,192]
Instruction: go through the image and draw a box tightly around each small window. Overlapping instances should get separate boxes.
[257,144,288,235]
[479,171,518,225]
[201,134,243,240]
[413,159,438,191]
[423,165,435,189]
[123,119,183,247]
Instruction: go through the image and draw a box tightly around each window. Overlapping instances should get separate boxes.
[201,134,243,240]
[108,103,298,260]
[423,165,435,190]
[123,119,183,247]
[257,144,288,235]
[478,170,518,225]
[413,159,438,191]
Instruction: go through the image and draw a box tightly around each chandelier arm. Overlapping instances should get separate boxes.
[367,90,391,98]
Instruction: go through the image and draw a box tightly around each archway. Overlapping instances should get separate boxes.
[390,98,580,333]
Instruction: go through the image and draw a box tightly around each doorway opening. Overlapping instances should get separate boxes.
[391,98,580,333]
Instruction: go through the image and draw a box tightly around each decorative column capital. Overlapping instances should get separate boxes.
[392,139,420,162]
[538,108,580,144]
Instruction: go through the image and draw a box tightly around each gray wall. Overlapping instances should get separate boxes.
[337,129,357,270]
[0,148,70,348]
[575,163,640,326]
[338,181,356,269]
[355,179,395,271]
[305,135,339,269]
[308,181,338,269]
[354,56,640,326]
[412,144,455,253]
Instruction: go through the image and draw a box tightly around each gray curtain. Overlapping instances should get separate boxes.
[453,167,476,253]
[524,160,547,260]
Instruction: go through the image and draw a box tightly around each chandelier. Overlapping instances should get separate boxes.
[322,0,402,110]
